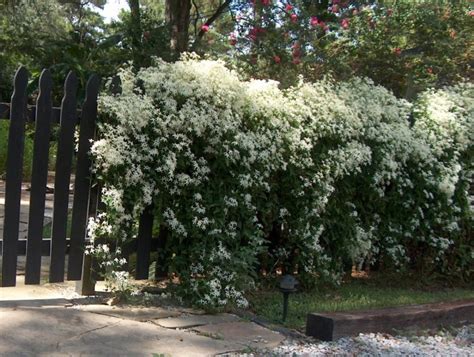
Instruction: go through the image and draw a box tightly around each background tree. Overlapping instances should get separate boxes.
[165,0,191,56]
[127,0,145,66]
[0,0,471,99]
[0,0,114,100]
[226,0,473,97]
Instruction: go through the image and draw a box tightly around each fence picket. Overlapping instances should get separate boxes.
[1,66,28,287]
[67,75,100,280]
[24,70,53,284]
[49,72,78,283]
[136,204,154,280]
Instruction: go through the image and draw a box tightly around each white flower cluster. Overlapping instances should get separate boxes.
[90,56,473,306]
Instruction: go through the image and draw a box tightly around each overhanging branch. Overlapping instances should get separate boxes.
[191,0,231,50]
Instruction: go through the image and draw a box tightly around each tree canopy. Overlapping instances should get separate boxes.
[0,0,472,99]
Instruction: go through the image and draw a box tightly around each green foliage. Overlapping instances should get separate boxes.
[228,1,473,97]
[0,0,132,101]
[0,121,9,177]
[0,120,61,180]
[0,0,68,98]
[0,120,8,176]
[0,121,33,180]
[107,5,172,67]
[325,1,473,99]
[2,1,470,101]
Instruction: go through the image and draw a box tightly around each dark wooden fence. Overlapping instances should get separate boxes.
[0,67,100,287]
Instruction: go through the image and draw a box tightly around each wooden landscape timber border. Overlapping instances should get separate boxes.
[0,67,100,287]
[306,299,474,341]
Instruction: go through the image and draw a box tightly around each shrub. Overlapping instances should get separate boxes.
[0,121,34,180]
[0,121,59,181]
[90,56,473,308]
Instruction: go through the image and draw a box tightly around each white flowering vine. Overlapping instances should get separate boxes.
[88,55,473,307]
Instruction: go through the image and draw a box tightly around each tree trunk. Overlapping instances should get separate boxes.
[127,0,143,68]
[165,0,191,57]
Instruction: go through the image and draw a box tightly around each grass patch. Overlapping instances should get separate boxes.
[247,273,474,330]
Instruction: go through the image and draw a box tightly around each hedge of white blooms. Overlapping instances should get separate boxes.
[89,55,473,308]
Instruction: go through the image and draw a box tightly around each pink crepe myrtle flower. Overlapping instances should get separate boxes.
[249,27,259,41]
[292,42,301,58]
[292,58,301,65]
[201,24,210,32]
[310,16,319,27]
[273,55,281,63]
[331,4,339,13]
[290,13,298,23]
[285,4,293,11]
[229,33,237,46]
[341,18,350,29]
[261,0,271,5]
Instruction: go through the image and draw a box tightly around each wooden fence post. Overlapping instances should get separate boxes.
[68,74,100,281]
[77,179,102,295]
[49,71,78,283]
[1,67,28,287]
[136,204,154,280]
[155,226,169,279]
[25,69,53,284]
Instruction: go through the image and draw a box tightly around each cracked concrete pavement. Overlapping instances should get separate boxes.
[0,281,285,356]
[0,177,286,355]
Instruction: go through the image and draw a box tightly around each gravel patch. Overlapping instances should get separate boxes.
[237,325,474,356]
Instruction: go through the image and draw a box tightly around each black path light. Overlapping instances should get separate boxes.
[279,274,299,323]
